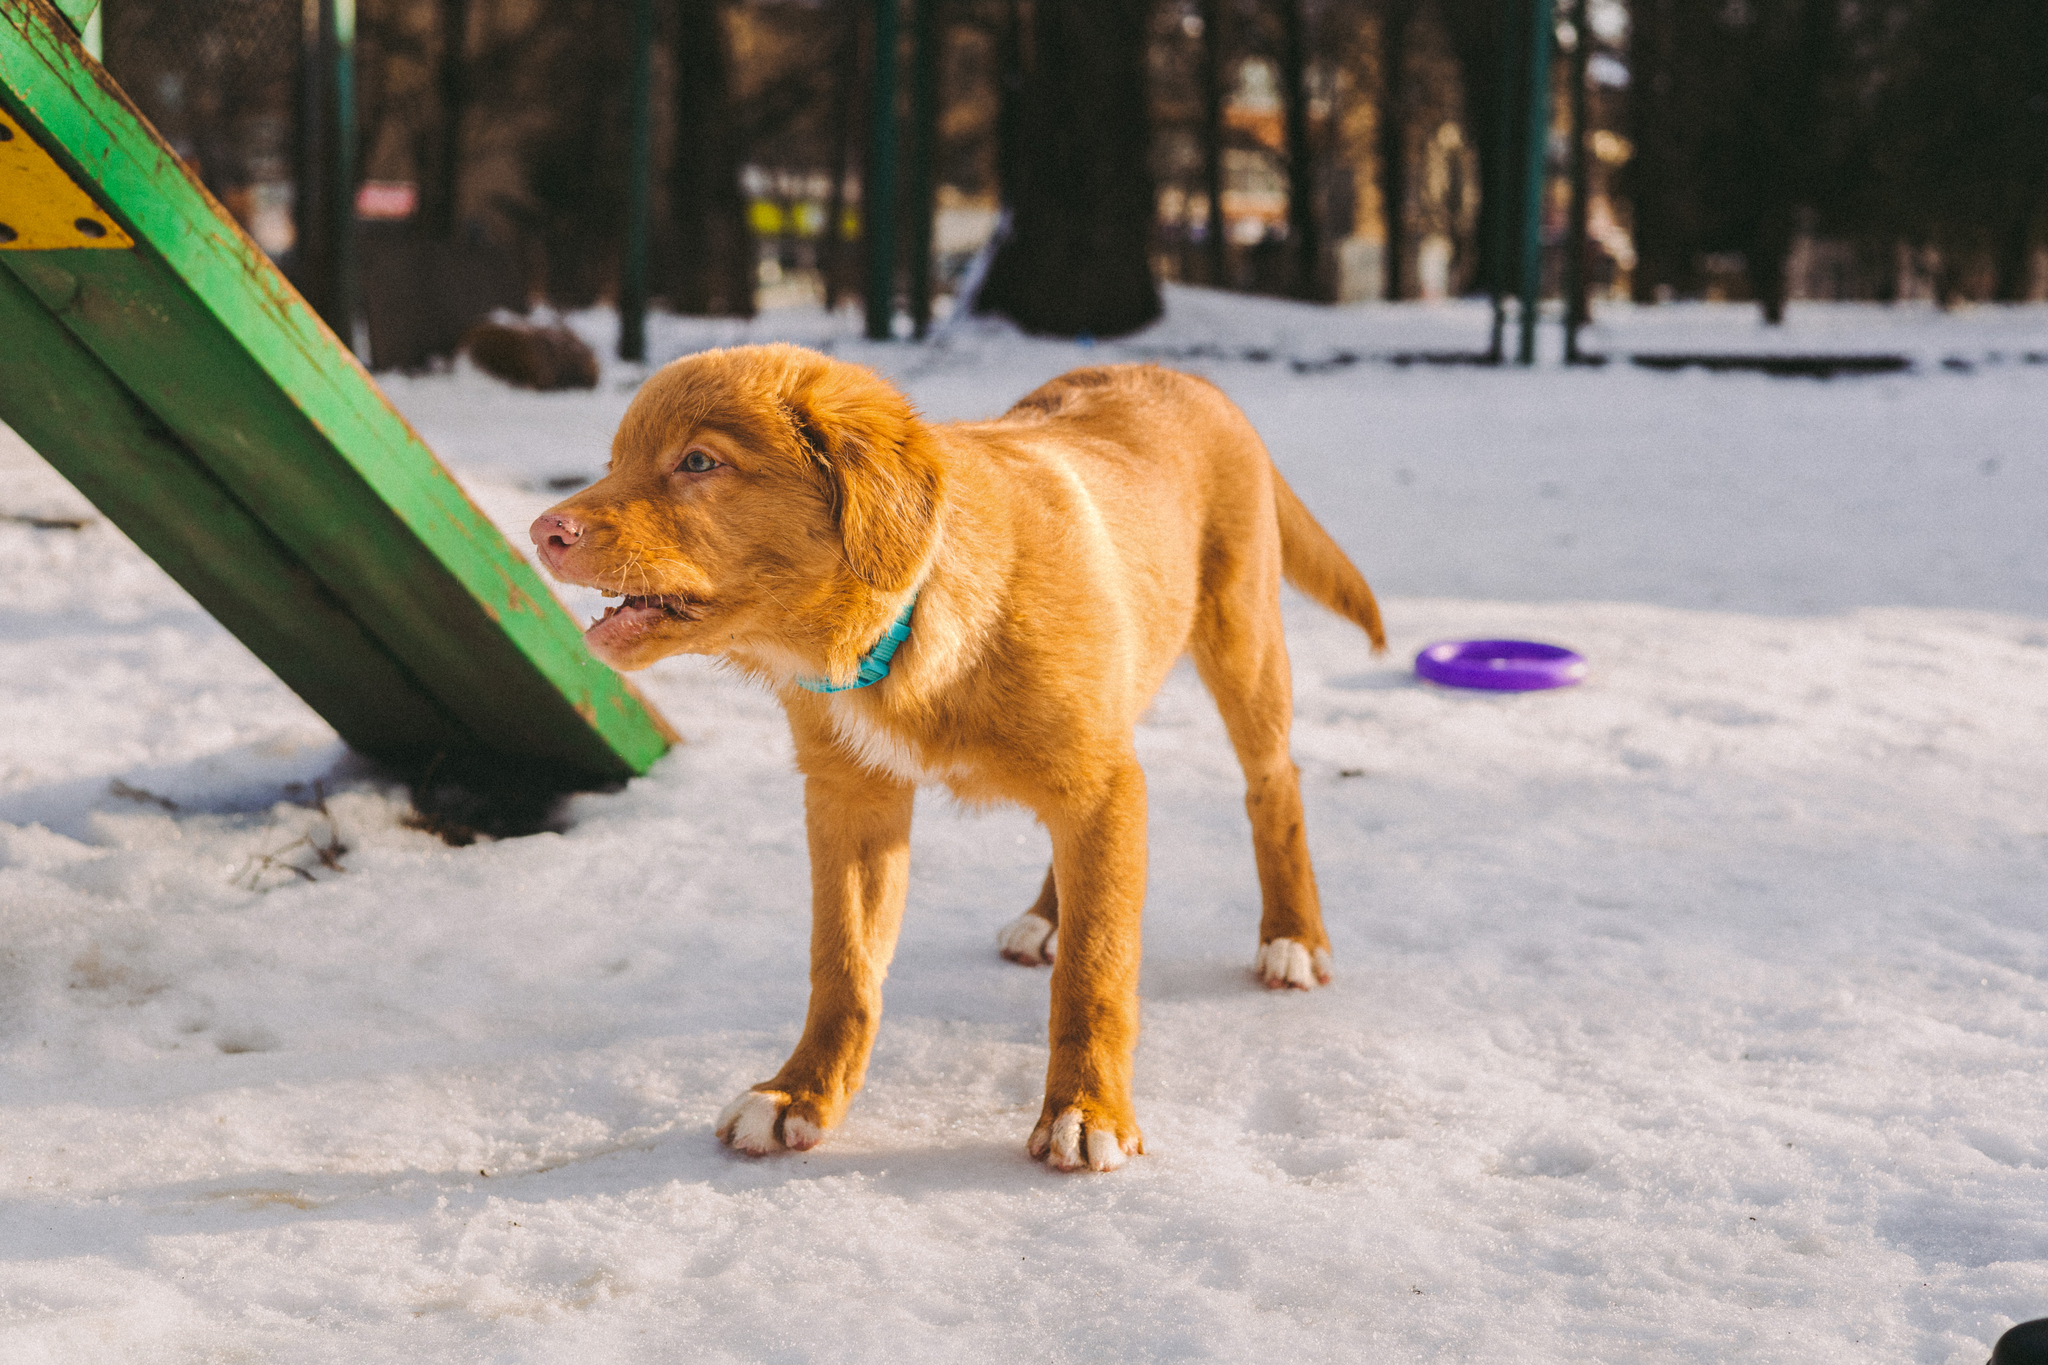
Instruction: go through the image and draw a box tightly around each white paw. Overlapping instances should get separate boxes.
[1255,938,1332,990]
[997,913,1057,966]
[782,1113,825,1151]
[715,1090,790,1155]
[1027,1108,1140,1172]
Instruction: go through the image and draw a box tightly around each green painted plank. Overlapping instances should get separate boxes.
[0,0,674,784]
[47,0,90,32]
[3,244,654,780]
[0,261,464,759]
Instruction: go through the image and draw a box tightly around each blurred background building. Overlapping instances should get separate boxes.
[92,0,2048,361]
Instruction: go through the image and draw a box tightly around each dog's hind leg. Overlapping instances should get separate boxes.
[1189,542,1333,992]
[996,866,1059,965]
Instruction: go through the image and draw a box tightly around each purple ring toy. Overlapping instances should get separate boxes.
[1415,639,1587,692]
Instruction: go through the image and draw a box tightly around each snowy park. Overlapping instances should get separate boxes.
[2,290,2045,1362]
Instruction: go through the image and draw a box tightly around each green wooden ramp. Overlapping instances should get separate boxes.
[0,0,675,792]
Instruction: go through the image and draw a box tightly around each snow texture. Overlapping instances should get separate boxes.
[2,291,2045,1363]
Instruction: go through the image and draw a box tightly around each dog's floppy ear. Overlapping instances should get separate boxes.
[787,364,944,595]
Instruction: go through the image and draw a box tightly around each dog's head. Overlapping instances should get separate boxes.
[530,344,944,677]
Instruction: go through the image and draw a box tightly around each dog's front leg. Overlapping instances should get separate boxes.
[716,765,914,1156]
[1029,758,1148,1172]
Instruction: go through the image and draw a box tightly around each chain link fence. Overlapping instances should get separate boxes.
[104,0,303,258]
[99,0,529,370]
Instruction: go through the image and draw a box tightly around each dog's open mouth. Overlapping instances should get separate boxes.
[586,592,708,642]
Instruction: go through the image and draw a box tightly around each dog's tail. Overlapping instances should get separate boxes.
[1272,468,1386,653]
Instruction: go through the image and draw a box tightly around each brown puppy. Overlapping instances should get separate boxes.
[530,344,1384,1172]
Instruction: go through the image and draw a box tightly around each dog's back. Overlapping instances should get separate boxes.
[988,364,1384,662]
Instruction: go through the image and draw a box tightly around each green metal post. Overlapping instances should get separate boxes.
[905,0,939,340]
[1515,0,1554,365]
[864,0,899,341]
[328,0,358,354]
[620,0,653,362]
[299,0,357,345]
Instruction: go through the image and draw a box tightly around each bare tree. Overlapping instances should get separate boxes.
[1626,0,1841,321]
[1276,0,1319,297]
[1198,0,1230,286]
[424,0,470,240]
[1375,0,1419,299]
[671,0,755,316]
[978,0,1162,337]
[822,2,863,312]
[1868,0,2048,302]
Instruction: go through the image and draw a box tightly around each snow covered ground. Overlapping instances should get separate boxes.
[2,290,2044,1363]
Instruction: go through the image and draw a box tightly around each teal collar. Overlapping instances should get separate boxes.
[795,594,918,694]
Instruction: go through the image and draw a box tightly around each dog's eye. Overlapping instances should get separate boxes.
[680,451,717,473]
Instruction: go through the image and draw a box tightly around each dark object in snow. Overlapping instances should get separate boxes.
[109,779,178,811]
[1416,640,1587,692]
[1991,1319,2048,1365]
[1630,353,1911,378]
[463,320,601,392]
[401,751,576,846]
[1386,350,1524,368]
[1288,352,1357,374]
[1,510,92,530]
[233,784,349,890]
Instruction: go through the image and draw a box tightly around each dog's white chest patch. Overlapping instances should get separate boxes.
[828,702,954,785]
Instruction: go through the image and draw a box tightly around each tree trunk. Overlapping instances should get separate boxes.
[1626,0,1681,302]
[864,0,900,339]
[1278,0,1320,299]
[1377,0,1417,301]
[1198,0,1228,287]
[994,0,1028,223]
[671,0,755,316]
[1747,202,1793,324]
[426,0,471,242]
[526,0,630,308]
[822,0,861,313]
[1745,0,1833,325]
[1993,186,2043,302]
[1438,0,1510,305]
[978,0,1161,337]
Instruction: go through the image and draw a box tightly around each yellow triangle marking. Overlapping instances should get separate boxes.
[0,107,134,249]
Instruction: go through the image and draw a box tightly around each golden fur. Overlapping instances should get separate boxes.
[530,344,1384,1172]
